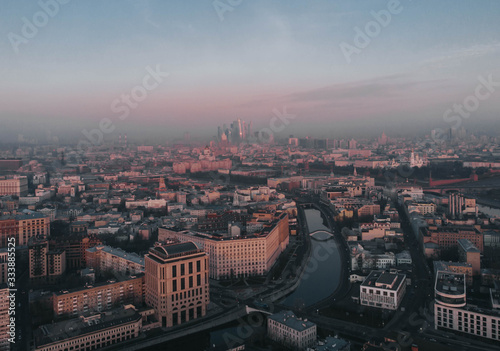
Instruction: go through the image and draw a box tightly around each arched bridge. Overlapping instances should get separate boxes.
[309,230,335,240]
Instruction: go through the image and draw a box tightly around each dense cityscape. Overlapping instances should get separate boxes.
[1,126,500,351]
[2,0,500,350]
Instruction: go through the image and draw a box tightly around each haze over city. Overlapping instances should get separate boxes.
[1,1,500,351]
[1,0,500,143]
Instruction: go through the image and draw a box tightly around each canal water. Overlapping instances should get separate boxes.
[283,208,342,308]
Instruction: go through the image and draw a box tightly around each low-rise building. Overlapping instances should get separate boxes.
[34,305,142,351]
[360,270,406,310]
[52,274,144,317]
[86,245,144,276]
[159,211,289,280]
[458,239,481,276]
[267,310,317,351]
[434,271,500,341]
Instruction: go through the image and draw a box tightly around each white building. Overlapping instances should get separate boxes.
[396,251,412,266]
[268,310,317,351]
[434,271,500,341]
[360,270,406,310]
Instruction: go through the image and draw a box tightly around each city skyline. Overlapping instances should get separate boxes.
[1,2,500,350]
[1,0,500,142]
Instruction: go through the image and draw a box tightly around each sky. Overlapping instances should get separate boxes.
[1,0,500,143]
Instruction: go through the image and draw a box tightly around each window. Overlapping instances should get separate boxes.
[189,262,193,274]
[197,260,201,272]
[181,264,185,276]
[181,278,185,290]
[173,280,177,292]
[172,266,177,278]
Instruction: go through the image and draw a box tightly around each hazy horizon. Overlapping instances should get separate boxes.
[2,0,500,143]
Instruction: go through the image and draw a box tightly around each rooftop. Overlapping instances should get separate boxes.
[312,336,350,351]
[361,270,406,291]
[34,306,141,347]
[148,241,204,262]
[458,238,480,253]
[268,310,316,332]
[435,271,465,295]
[86,245,144,266]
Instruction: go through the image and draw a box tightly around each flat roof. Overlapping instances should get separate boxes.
[34,307,141,347]
[361,270,406,291]
[435,271,465,295]
[86,245,144,266]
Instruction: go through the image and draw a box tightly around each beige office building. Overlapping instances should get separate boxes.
[145,242,209,327]
[0,177,28,196]
[159,212,289,280]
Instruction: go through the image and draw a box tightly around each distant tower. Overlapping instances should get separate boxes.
[353,167,357,177]
[159,177,166,190]
[124,134,127,147]
[119,134,122,145]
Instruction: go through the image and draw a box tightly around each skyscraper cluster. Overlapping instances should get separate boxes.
[217,118,253,145]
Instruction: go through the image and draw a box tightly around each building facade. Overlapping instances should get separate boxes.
[159,212,289,280]
[34,306,142,351]
[86,245,144,276]
[0,212,50,248]
[52,274,144,317]
[360,270,406,310]
[145,242,209,327]
[434,271,500,341]
[267,310,317,351]
[0,176,28,196]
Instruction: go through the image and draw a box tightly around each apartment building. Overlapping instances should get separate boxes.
[52,274,144,317]
[267,310,317,351]
[423,225,483,253]
[29,236,49,280]
[458,239,481,276]
[0,212,50,247]
[360,270,406,310]
[50,234,102,269]
[159,212,289,280]
[145,242,209,327]
[407,201,436,215]
[0,176,28,196]
[34,306,142,351]
[86,245,144,276]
